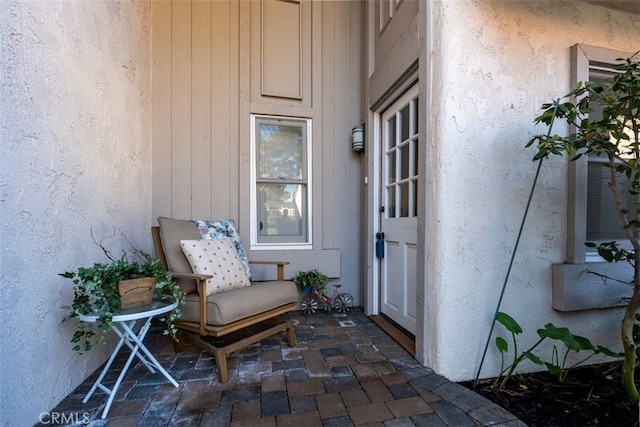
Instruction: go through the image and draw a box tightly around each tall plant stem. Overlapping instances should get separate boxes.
[608,152,640,405]
[621,252,640,405]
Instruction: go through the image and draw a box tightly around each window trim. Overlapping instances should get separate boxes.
[567,44,634,264]
[552,44,636,312]
[249,114,313,250]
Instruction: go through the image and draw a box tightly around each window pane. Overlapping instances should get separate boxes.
[585,68,637,243]
[258,122,304,180]
[257,183,307,240]
[586,161,631,241]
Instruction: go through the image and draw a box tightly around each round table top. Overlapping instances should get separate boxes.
[77,299,179,323]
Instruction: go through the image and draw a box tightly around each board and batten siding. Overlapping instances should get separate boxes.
[151,0,364,302]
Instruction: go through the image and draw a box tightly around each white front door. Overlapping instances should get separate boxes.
[379,86,419,334]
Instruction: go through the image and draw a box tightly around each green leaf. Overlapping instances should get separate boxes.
[496,312,523,334]
[597,246,616,263]
[524,351,544,365]
[495,336,508,353]
[537,324,581,352]
[596,345,621,358]
[544,362,563,377]
[573,335,596,351]
[533,151,547,161]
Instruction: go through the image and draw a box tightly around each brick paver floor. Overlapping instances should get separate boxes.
[40,309,525,426]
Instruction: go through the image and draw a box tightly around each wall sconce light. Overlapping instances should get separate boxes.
[352,124,365,152]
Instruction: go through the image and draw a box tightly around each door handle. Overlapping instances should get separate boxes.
[376,233,385,258]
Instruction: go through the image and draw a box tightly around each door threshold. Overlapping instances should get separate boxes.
[369,315,415,356]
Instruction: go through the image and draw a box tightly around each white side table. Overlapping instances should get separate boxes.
[79,300,179,419]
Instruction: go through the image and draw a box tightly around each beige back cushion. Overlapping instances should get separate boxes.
[157,217,202,294]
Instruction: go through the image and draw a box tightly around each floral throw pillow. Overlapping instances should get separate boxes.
[193,220,252,280]
[180,238,251,296]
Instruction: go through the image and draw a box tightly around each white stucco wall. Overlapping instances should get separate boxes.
[425,0,640,381]
[0,1,151,425]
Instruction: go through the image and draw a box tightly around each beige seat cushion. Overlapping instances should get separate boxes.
[181,281,298,326]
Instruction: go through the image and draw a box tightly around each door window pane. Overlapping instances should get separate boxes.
[412,99,418,135]
[400,182,409,217]
[411,180,417,217]
[388,151,396,184]
[413,142,419,177]
[400,144,410,180]
[400,105,410,141]
[388,186,396,218]
[388,116,397,149]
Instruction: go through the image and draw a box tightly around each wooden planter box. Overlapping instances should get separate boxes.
[118,277,155,309]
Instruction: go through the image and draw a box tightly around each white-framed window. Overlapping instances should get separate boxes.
[552,44,636,311]
[250,115,312,248]
[567,44,635,264]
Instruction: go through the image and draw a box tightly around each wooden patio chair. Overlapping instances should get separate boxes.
[152,217,298,382]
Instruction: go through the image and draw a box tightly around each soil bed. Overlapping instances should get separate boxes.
[460,362,637,426]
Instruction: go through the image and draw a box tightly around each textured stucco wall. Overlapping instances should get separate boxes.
[425,0,640,381]
[0,1,151,424]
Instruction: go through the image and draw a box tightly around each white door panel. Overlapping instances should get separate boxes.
[381,218,417,332]
[379,85,419,334]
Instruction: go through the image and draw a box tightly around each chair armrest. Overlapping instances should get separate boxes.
[168,271,211,333]
[248,261,289,281]
[168,271,213,281]
[248,261,290,266]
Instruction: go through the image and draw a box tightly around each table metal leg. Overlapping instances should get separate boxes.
[99,317,157,418]
[119,321,178,388]
[82,320,135,404]
[80,303,180,419]
[111,321,156,374]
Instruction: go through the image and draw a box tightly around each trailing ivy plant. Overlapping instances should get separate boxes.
[61,249,184,354]
[494,312,618,389]
[527,54,640,403]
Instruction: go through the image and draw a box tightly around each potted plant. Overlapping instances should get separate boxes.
[61,249,184,354]
[292,269,329,296]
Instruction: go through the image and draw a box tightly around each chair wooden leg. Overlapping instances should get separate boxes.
[286,320,297,347]
[179,331,228,382]
[215,348,228,383]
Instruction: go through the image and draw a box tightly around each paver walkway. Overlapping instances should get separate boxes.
[41,308,525,426]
